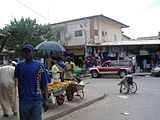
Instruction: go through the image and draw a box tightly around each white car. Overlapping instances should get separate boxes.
[151,66,160,77]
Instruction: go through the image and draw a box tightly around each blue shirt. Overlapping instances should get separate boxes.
[15,60,50,100]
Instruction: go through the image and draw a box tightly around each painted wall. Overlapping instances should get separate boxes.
[53,19,90,46]
[93,16,123,44]
[53,15,127,46]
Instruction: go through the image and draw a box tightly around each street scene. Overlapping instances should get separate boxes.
[0,0,160,120]
[1,74,160,120]
[58,75,160,120]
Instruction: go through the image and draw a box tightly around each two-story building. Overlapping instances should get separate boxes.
[52,14,130,64]
[52,14,160,72]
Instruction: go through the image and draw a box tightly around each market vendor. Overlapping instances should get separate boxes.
[64,56,75,80]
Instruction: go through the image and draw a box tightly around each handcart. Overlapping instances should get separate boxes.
[48,85,68,105]
[66,77,85,101]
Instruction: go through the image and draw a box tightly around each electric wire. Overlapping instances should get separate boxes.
[16,0,50,22]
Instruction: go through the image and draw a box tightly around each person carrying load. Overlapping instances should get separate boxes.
[64,56,75,80]
[50,58,66,82]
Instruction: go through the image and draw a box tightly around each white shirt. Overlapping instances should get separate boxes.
[0,65,15,85]
[51,64,60,80]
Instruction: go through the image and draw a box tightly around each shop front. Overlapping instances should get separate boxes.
[65,45,84,66]
[87,40,160,72]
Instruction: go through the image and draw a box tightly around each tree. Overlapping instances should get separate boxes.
[0,33,11,54]
[0,17,59,56]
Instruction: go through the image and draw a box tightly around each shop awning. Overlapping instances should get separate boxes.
[87,39,160,46]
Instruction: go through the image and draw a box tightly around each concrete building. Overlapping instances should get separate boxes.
[52,14,160,72]
[52,14,130,58]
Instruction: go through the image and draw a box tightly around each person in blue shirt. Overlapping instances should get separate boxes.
[143,59,147,72]
[14,44,49,120]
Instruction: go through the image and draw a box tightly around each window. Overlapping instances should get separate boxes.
[102,62,110,67]
[114,34,117,41]
[75,30,82,37]
[105,32,107,36]
[102,31,107,37]
[111,62,118,66]
[94,30,98,36]
[102,31,105,37]
[119,62,130,66]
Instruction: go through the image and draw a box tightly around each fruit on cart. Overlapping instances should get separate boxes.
[48,80,69,92]
[68,81,78,85]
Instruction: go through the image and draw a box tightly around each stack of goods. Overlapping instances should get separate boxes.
[68,80,78,85]
[48,80,69,92]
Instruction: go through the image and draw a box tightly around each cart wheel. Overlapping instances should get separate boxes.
[66,92,74,101]
[56,95,65,105]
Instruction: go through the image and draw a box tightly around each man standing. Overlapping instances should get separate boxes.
[64,56,76,80]
[0,60,17,117]
[143,59,147,72]
[14,44,50,120]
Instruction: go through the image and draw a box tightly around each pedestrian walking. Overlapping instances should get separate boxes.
[14,44,50,120]
[0,60,17,117]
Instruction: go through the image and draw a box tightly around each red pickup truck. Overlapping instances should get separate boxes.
[89,60,133,78]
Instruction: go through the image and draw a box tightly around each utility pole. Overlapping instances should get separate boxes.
[80,18,87,57]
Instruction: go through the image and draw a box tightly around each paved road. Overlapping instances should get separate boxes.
[58,76,160,120]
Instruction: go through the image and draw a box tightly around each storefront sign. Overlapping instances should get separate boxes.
[140,49,148,55]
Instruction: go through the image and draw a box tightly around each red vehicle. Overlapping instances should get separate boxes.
[89,60,133,78]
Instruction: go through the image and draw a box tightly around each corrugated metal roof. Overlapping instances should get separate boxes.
[87,39,160,46]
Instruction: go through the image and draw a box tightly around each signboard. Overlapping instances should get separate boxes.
[140,49,148,55]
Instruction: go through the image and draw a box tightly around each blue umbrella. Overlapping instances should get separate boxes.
[35,41,66,54]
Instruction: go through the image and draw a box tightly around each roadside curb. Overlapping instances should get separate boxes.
[132,72,151,77]
[44,93,107,120]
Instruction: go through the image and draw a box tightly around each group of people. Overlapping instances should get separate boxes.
[0,44,76,120]
[51,56,76,82]
[0,44,49,120]
[84,56,101,70]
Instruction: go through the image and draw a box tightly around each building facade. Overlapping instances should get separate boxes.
[52,14,129,57]
[52,14,160,72]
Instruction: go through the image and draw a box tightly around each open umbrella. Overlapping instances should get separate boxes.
[35,41,66,54]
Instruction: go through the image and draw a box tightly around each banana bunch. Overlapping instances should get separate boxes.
[48,80,69,92]
[68,81,78,85]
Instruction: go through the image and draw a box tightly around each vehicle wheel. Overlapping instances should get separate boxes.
[120,83,129,94]
[66,91,74,101]
[56,95,65,105]
[119,70,127,78]
[91,70,100,78]
[130,82,137,93]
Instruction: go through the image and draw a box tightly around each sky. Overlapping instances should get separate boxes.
[0,0,160,39]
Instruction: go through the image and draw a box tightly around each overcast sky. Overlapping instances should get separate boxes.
[0,0,160,39]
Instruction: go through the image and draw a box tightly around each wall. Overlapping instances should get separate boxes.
[53,19,91,46]
[93,16,123,44]
[53,15,126,47]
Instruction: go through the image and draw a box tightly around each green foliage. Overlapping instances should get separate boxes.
[0,17,59,56]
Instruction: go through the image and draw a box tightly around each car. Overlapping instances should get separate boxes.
[89,60,133,78]
[151,66,160,77]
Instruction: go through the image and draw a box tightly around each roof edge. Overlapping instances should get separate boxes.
[52,14,129,28]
